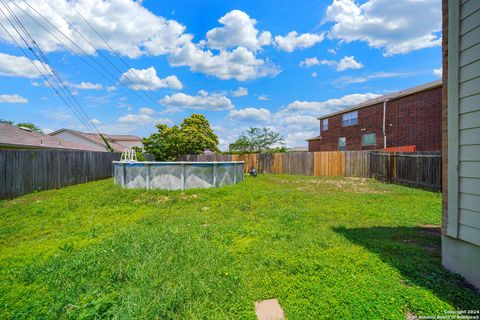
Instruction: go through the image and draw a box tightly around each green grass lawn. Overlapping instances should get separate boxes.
[1,175,478,319]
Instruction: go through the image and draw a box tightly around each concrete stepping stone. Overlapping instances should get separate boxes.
[255,299,284,320]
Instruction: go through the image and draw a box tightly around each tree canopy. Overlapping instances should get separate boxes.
[1,120,43,133]
[228,127,286,153]
[143,114,219,161]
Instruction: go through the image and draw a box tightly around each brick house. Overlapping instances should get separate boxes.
[307,80,443,152]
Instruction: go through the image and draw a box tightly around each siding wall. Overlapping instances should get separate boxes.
[448,0,480,246]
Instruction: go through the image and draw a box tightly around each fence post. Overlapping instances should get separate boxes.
[213,163,218,188]
[146,163,150,190]
[181,163,185,191]
[233,163,237,184]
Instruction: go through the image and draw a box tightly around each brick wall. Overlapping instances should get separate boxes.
[308,86,442,152]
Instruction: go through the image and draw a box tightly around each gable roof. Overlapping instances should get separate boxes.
[317,80,442,120]
[0,123,96,150]
[49,129,139,152]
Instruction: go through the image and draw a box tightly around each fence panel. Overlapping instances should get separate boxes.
[370,152,441,191]
[231,154,259,173]
[282,152,314,176]
[0,149,121,199]
[314,151,345,176]
[345,150,370,177]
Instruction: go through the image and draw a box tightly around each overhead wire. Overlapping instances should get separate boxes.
[42,0,166,101]
[0,1,100,137]
[16,0,165,108]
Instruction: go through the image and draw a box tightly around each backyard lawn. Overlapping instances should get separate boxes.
[0,175,478,319]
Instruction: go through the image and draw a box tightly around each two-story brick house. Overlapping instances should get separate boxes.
[307,80,443,152]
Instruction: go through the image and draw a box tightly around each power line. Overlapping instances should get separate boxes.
[0,0,100,137]
[64,0,166,100]
[0,1,101,139]
[16,0,165,108]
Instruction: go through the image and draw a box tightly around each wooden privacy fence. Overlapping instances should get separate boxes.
[370,152,441,191]
[0,149,121,199]
[180,151,371,178]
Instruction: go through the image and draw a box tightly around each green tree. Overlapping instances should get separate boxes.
[16,122,43,133]
[0,119,14,125]
[143,114,219,161]
[229,127,285,153]
[132,146,146,161]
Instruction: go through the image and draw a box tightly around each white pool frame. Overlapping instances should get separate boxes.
[113,161,245,190]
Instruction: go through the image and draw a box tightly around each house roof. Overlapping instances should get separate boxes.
[317,80,442,120]
[49,129,142,152]
[107,134,142,141]
[0,123,96,150]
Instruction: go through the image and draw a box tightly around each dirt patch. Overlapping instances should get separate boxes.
[178,193,199,200]
[277,177,389,194]
[406,311,417,320]
[134,195,171,205]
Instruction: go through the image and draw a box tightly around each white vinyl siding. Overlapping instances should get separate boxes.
[448,0,480,245]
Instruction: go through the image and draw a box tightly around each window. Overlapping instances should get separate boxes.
[342,111,358,126]
[362,133,376,146]
[322,118,329,131]
[338,137,346,151]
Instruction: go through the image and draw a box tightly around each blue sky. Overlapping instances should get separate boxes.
[0,0,442,149]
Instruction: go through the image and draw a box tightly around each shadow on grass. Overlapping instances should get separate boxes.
[334,226,480,310]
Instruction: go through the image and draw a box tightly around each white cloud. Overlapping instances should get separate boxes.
[336,56,364,71]
[0,94,28,103]
[274,31,324,52]
[433,67,442,77]
[318,55,364,71]
[118,113,155,125]
[258,95,270,101]
[90,118,101,125]
[282,93,380,116]
[299,57,320,68]
[139,107,155,115]
[169,44,280,81]
[232,87,248,97]
[160,90,234,111]
[118,109,171,126]
[0,0,191,59]
[0,52,52,78]
[325,0,441,56]
[119,67,183,90]
[228,107,271,122]
[311,72,318,77]
[0,3,280,82]
[334,71,409,84]
[70,81,103,90]
[277,115,318,127]
[205,10,271,51]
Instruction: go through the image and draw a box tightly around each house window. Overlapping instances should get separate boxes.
[338,137,346,151]
[342,111,358,126]
[322,118,329,131]
[362,133,376,146]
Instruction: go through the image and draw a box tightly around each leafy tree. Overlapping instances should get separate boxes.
[143,114,219,161]
[16,122,43,132]
[0,119,14,125]
[132,146,146,161]
[229,127,285,153]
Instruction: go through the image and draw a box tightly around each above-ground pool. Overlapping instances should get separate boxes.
[113,161,244,190]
